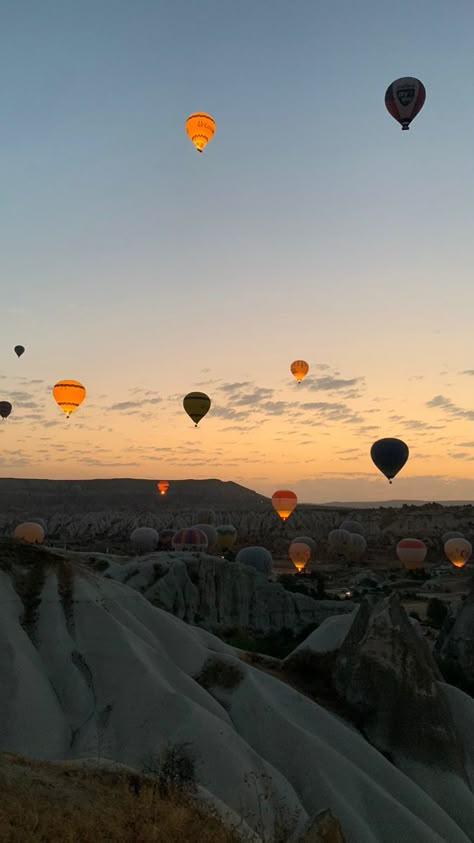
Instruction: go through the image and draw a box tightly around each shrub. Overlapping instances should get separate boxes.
[194,657,244,691]
[426,597,448,629]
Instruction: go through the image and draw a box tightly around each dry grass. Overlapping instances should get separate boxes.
[0,754,244,843]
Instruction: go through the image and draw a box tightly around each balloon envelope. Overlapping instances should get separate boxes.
[385,77,426,130]
[289,541,311,572]
[291,536,316,554]
[130,527,159,553]
[236,546,272,575]
[192,524,217,548]
[53,380,86,418]
[346,533,367,562]
[444,537,472,569]
[173,527,208,552]
[14,521,44,544]
[442,531,464,545]
[396,538,427,570]
[340,519,364,536]
[370,438,409,482]
[14,345,25,358]
[0,401,12,420]
[157,480,169,496]
[216,524,237,553]
[328,528,352,555]
[290,360,309,383]
[272,490,297,521]
[185,112,215,152]
[183,392,211,426]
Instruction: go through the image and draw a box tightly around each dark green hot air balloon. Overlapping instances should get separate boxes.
[0,401,12,420]
[370,437,409,484]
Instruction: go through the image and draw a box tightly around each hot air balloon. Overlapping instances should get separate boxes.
[345,533,367,563]
[272,490,297,521]
[157,480,169,496]
[291,536,316,554]
[172,527,208,552]
[328,528,352,556]
[340,519,364,536]
[216,524,237,554]
[444,537,472,569]
[14,522,44,544]
[290,360,309,384]
[185,112,215,153]
[442,531,464,545]
[0,401,12,420]
[192,523,217,549]
[53,380,86,418]
[396,538,427,570]
[14,345,25,358]
[289,541,311,572]
[385,77,426,130]
[183,392,211,427]
[236,546,272,575]
[370,438,409,483]
[130,527,159,553]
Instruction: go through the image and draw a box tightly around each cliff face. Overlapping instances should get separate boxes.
[436,582,474,691]
[100,551,356,634]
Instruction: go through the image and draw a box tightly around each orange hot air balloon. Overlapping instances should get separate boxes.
[444,537,472,569]
[290,360,309,383]
[272,489,297,521]
[157,480,169,496]
[289,541,311,572]
[185,112,215,153]
[52,380,86,418]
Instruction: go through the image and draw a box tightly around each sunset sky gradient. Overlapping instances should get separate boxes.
[1,0,474,502]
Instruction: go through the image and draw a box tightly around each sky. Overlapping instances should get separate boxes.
[0,0,474,503]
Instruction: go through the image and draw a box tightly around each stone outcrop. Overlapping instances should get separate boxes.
[333,594,468,778]
[100,552,356,634]
[436,581,474,691]
[301,810,346,842]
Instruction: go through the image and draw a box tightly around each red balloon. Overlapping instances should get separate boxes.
[385,77,426,130]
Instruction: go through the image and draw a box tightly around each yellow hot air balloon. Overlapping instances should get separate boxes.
[185,112,215,153]
[52,380,86,418]
[289,541,311,572]
[183,392,211,427]
[444,537,472,569]
[14,521,44,544]
[290,360,309,383]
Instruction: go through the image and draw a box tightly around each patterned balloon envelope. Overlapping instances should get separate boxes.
[385,77,426,130]
[272,490,297,521]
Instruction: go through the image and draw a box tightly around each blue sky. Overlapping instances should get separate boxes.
[0,0,474,501]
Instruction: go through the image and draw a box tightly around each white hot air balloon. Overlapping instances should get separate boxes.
[236,546,272,575]
[130,527,159,553]
[444,537,472,569]
[396,538,427,570]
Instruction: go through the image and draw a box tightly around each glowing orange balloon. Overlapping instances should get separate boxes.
[444,537,472,569]
[185,112,215,153]
[52,380,86,418]
[290,360,309,383]
[272,490,297,521]
[157,480,169,496]
[289,541,311,572]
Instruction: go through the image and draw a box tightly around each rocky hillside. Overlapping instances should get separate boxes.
[1,542,473,842]
[1,480,473,556]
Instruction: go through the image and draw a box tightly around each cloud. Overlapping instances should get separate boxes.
[427,394,474,422]
[460,370,474,376]
[459,441,474,448]
[217,381,252,393]
[109,397,162,411]
[233,387,273,406]
[304,375,364,392]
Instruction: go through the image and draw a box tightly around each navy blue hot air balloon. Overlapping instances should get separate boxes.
[370,438,409,484]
